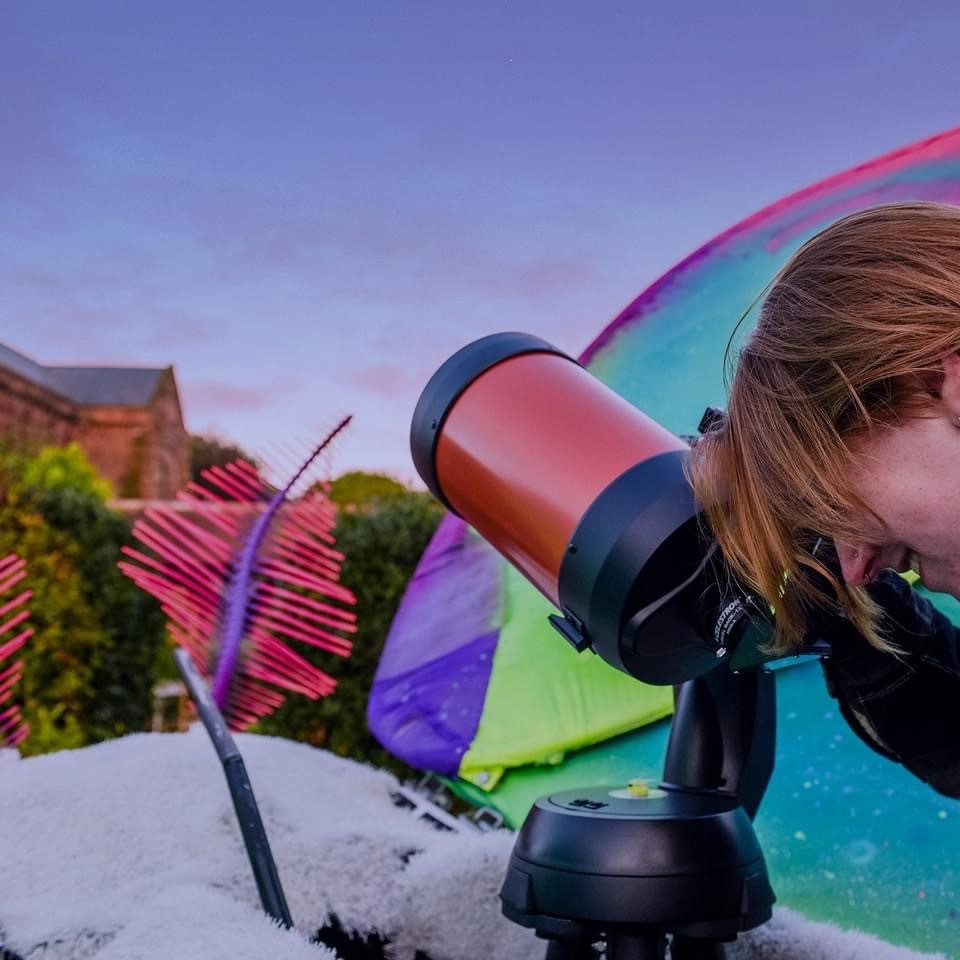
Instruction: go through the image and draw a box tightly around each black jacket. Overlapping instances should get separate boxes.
[820,570,960,798]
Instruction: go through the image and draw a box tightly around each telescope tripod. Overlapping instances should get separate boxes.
[500,666,777,959]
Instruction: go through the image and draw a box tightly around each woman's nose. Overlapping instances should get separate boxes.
[834,540,875,586]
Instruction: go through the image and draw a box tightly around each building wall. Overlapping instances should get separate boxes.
[73,406,153,498]
[0,367,77,447]
[144,371,189,499]
[0,365,189,500]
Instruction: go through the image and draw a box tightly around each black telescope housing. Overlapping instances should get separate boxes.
[555,456,726,683]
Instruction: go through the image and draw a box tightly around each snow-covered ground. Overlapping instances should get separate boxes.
[0,730,946,960]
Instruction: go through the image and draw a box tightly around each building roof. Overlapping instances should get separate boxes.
[0,342,57,392]
[47,367,167,406]
[0,341,168,407]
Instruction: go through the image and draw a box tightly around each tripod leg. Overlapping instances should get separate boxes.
[544,938,597,960]
[606,933,667,960]
[669,936,726,959]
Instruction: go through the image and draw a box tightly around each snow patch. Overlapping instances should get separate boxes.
[0,731,947,960]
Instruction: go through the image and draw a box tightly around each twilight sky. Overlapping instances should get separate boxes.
[2,1,959,483]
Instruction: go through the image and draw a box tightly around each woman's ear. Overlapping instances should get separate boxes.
[940,352,960,419]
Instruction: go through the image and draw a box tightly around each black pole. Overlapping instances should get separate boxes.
[174,647,294,928]
[662,666,776,821]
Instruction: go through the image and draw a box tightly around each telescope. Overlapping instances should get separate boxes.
[411,333,824,960]
[411,331,777,684]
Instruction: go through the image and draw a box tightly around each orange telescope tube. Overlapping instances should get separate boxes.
[431,347,687,606]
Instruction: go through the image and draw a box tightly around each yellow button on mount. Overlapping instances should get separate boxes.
[627,779,650,797]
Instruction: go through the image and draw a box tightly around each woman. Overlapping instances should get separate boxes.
[689,200,960,798]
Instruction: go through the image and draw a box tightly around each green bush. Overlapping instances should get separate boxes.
[32,484,167,742]
[0,490,105,755]
[328,471,408,509]
[257,487,443,779]
[189,433,258,482]
[0,445,166,755]
[1,445,441,769]
[21,442,113,501]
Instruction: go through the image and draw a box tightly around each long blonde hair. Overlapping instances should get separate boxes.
[688,201,960,654]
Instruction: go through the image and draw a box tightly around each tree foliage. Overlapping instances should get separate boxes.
[189,433,258,483]
[21,442,114,501]
[32,484,167,742]
[0,447,444,775]
[328,471,409,511]
[0,444,166,755]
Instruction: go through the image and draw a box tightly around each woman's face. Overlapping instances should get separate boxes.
[835,354,960,596]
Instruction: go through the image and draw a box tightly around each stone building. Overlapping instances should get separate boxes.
[0,341,189,500]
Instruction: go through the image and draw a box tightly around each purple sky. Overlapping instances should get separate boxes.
[2,1,959,483]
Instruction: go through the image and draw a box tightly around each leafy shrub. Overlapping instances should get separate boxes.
[328,471,408,510]
[0,444,166,754]
[2,446,440,768]
[21,442,113,501]
[0,489,105,755]
[189,433,258,482]
[31,484,166,742]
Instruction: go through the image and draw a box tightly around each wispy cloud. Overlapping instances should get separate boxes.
[182,378,300,413]
[337,362,427,397]
[115,176,613,309]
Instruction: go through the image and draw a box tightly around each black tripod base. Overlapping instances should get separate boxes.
[527,921,730,959]
[500,785,774,959]
[542,931,669,959]
[537,928,726,960]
